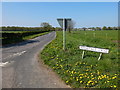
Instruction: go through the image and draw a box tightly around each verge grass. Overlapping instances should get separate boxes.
[2,31,50,45]
[41,30,119,88]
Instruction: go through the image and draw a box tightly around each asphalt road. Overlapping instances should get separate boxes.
[1,31,69,88]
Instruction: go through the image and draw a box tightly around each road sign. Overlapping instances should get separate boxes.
[57,18,71,30]
[79,46,109,53]
[79,46,109,60]
[57,18,72,50]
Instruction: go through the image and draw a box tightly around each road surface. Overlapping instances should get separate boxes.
[1,31,69,88]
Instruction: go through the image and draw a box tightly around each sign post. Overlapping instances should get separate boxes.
[57,18,71,50]
[63,19,66,50]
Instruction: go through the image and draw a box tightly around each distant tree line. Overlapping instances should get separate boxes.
[78,26,120,31]
[1,26,55,31]
[1,22,56,31]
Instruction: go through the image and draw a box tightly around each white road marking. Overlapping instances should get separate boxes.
[13,51,26,56]
[0,61,15,67]
[2,51,26,60]
[0,62,9,67]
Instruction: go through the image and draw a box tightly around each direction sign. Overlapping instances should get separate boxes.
[57,18,71,30]
[79,46,109,60]
[79,46,109,53]
[57,18,72,50]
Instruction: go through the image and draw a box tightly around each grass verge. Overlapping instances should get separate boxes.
[41,30,119,88]
[2,31,50,45]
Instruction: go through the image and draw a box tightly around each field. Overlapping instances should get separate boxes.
[41,30,119,88]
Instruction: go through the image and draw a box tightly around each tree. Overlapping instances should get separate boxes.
[113,27,118,30]
[40,22,52,31]
[91,27,95,30]
[96,27,101,30]
[102,26,107,30]
[108,27,112,30]
[67,20,75,33]
[41,22,52,28]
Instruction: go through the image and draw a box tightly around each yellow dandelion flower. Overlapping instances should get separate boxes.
[80,77,82,79]
[88,80,93,84]
[71,71,74,74]
[95,81,97,83]
[112,76,117,79]
[80,81,82,83]
[66,80,69,83]
[92,82,94,85]
[91,75,93,77]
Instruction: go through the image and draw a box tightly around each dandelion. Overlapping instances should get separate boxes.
[84,75,87,77]
[112,76,117,79]
[80,77,82,79]
[95,81,97,83]
[71,71,74,74]
[80,81,82,83]
[88,80,93,84]
[66,80,69,83]
[76,78,79,81]
[91,75,93,77]
[66,70,68,73]
[92,82,95,85]
[74,72,76,74]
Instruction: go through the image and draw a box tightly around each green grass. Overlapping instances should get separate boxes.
[1,31,29,33]
[2,31,50,45]
[41,30,119,88]
[23,32,50,40]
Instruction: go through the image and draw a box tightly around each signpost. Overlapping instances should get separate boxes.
[79,46,109,60]
[57,18,71,50]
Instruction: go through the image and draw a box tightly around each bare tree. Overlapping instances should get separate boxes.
[67,20,76,33]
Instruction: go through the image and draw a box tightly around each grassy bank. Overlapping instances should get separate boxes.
[2,31,50,45]
[41,30,119,88]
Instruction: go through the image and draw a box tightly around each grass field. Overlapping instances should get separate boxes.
[41,30,119,88]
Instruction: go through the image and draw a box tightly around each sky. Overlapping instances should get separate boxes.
[2,0,120,2]
[2,2,118,28]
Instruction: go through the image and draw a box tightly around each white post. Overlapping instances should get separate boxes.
[93,33,95,37]
[63,18,66,50]
[106,33,107,39]
[82,50,85,59]
[98,53,102,61]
